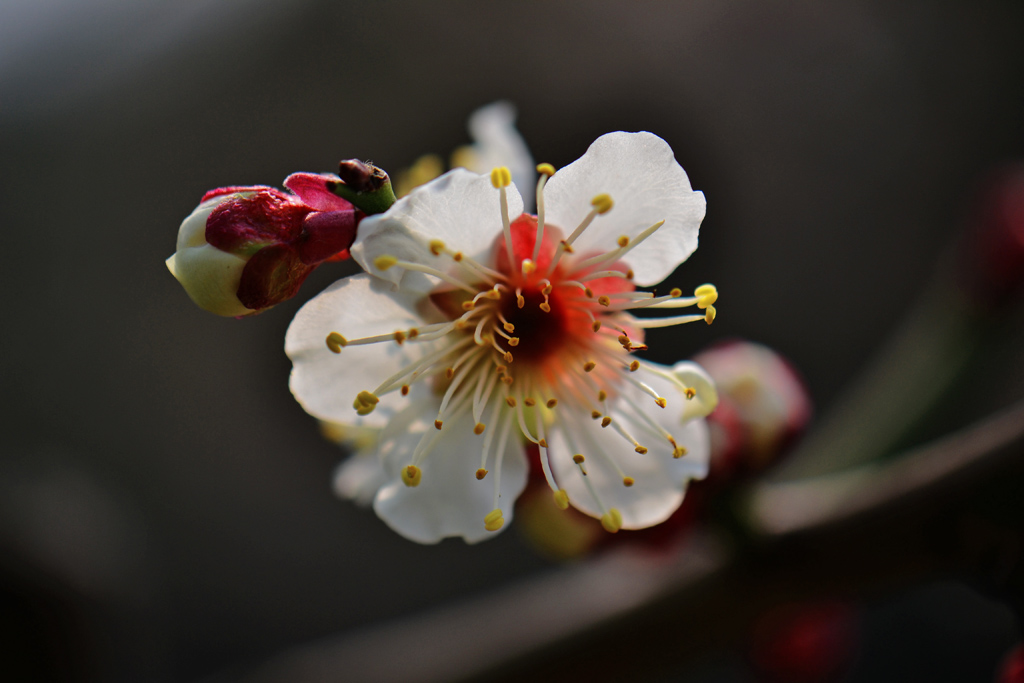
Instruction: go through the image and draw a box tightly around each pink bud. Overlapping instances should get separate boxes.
[166,175,357,317]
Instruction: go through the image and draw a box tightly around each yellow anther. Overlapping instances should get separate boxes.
[626,270,634,280]
[353,391,380,415]
[623,476,635,487]
[591,320,602,333]
[597,295,611,307]
[502,375,514,386]
[670,288,683,298]
[538,438,548,448]
[553,489,570,510]
[445,367,455,379]
[505,396,517,408]
[326,332,347,353]
[524,397,536,407]
[695,283,718,298]
[401,384,410,396]
[434,419,443,430]
[401,465,422,487]
[546,399,558,409]
[393,330,407,345]
[705,305,717,324]
[504,351,514,363]
[408,328,419,339]
[583,361,596,373]
[560,240,575,254]
[542,284,553,295]
[474,422,486,435]
[476,468,488,480]
[503,322,515,333]
[629,360,640,372]
[617,334,630,346]
[540,302,552,313]
[584,287,594,298]
[536,163,556,177]
[373,254,398,271]
[634,446,648,455]
[591,411,602,420]
[508,337,520,347]
[522,260,536,275]
[655,397,667,408]
[673,446,688,459]
[685,387,697,400]
[462,300,476,311]
[490,166,512,188]
[429,239,445,256]
[601,416,612,428]
[484,508,505,532]
[591,193,613,215]
[453,252,464,262]
[601,508,623,533]
[617,235,629,248]
[486,289,502,300]
[597,390,608,402]
[572,454,586,464]
[517,293,525,308]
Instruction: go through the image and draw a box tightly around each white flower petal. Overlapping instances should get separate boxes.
[332,453,388,507]
[549,365,711,529]
[466,102,536,211]
[285,274,429,427]
[544,132,706,286]
[372,410,527,544]
[352,169,523,291]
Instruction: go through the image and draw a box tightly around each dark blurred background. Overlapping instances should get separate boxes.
[2,1,1023,681]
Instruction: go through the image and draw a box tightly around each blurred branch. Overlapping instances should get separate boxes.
[206,398,1024,683]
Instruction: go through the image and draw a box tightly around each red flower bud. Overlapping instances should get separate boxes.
[166,173,358,317]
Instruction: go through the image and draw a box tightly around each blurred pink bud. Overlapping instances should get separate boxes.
[694,340,812,478]
[166,173,358,317]
[749,601,859,683]
[961,165,1024,304]
[998,644,1024,683]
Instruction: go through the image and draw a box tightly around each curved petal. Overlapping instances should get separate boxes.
[285,274,428,427]
[548,366,710,529]
[283,172,353,212]
[543,132,706,286]
[466,102,536,211]
[372,409,528,544]
[352,169,523,291]
[671,361,719,421]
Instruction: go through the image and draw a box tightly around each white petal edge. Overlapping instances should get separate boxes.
[352,169,523,292]
[467,102,536,211]
[543,132,706,286]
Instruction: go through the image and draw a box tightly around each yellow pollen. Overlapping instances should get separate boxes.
[591,411,602,420]
[453,252,464,262]
[538,438,548,448]
[542,283,553,295]
[353,391,380,415]
[373,254,398,271]
[655,397,667,408]
[536,163,556,177]
[591,193,613,215]
[401,465,422,487]
[507,337,520,347]
[504,351,514,363]
[539,302,551,313]
[434,419,443,430]
[634,446,648,454]
[326,332,347,353]
[694,283,718,304]
[601,508,623,533]
[546,399,558,408]
[522,260,536,275]
[617,334,630,345]
[669,288,682,298]
[572,454,586,464]
[462,301,476,311]
[485,289,501,300]
[517,293,525,308]
[503,322,515,333]
[484,508,505,531]
[401,384,410,396]
[597,390,608,402]
[601,417,612,428]
[623,476,635,487]
[490,166,512,188]
[673,446,688,459]
[553,489,570,510]
[393,330,406,345]
[598,296,611,307]
[505,396,517,407]
[617,235,629,248]
[705,305,717,324]
[591,321,602,333]
[524,397,536,407]
[429,239,445,256]
[502,376,514,386]
[408,328,419,339]
[474,422,486,435]
[685,387,697,400]
[476,468,488,480]
[626,270,634,279]
[629,360,640,372]
[583,361,596,373]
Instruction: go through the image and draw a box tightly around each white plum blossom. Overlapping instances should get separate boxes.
[286,132,720,544]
